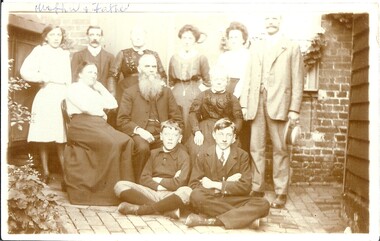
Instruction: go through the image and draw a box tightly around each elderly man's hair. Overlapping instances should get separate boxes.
[161,119,183,135]
[86,26,103,36]
[213,118,236,134]
[209,65,229,82]
[138,53,157,65]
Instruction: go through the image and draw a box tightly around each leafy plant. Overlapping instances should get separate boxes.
[8,59,61,234]
[8,59,31,131]
[302,32,327,71]
[8,155,61,234]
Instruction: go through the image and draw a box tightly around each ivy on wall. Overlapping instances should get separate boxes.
[302,32,327,72]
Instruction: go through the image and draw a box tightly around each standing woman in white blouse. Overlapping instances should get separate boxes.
[20,25,71,183]
[217,22,250,98]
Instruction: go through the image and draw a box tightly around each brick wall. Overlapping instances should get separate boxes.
[29,14,91,53]
[287,15,352,184]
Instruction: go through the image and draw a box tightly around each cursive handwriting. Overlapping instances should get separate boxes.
[90,3,130,13]
[35,2,130,14]
[35,3,80,14]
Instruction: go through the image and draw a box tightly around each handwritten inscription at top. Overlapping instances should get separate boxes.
[35,3,130,14]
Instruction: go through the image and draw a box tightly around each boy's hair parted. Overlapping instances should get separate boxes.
[161,119,183,135]
[213,118,236,134]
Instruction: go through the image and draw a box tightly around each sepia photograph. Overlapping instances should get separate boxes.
[1,1,379,240]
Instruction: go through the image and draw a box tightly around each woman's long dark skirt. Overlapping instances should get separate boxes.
[64,114,134,205]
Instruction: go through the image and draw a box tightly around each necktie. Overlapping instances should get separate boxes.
[220,151,225,166]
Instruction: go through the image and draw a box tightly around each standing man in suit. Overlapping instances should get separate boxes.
[240,14,304,209]
[71,26,114,90]
[71,26,116,125]
[117,53,183,183]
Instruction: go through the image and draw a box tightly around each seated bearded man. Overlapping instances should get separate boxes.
[117,53,183,183]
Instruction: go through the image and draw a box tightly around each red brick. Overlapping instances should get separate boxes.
[314,142,332,148]
[334,150,345,156]
[318,113,339,119]
[336,92,348,98]
[333,120,347,127]
[339,113,348,119]
[340,84,350,91]
[321,105,333,112]
[333,105,345,112]
[322,149,333,155]
[321,120,333,126]
[334,77,348,83]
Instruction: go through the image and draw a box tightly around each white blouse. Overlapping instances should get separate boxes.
[217,48,250,98]
[20,44,71,85]
[66,81,117,119]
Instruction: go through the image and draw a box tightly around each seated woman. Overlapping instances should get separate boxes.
[64,61,135,205]
[186,67,243,163]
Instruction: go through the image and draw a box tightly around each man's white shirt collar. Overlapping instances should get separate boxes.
[87,45,102,57]
[216,146,230,165]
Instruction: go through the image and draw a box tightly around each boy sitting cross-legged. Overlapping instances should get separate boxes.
[185,118,270,229]
[114,119,192,219]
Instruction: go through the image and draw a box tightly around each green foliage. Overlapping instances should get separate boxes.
[302,33,327,71]
[8,59,31,131]
[7,155,61,234]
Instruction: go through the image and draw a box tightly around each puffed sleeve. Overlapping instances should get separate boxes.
[153,51,167,81]
[63,50,72,85]
[67,82,107,117]
[20,46,44,83]
[109,50,123,81]
[199,55,210,87]
[188,91,205,134]
[168,56,176,87]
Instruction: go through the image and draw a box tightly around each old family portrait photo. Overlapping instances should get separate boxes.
[1,1,379,240]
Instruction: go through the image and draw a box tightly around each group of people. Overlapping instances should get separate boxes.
[19,14,304,229]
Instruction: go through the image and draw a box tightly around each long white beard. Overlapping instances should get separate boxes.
[138,73,163,100]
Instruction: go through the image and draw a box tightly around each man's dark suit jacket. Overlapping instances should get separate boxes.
[71,48,114,88]
[189,145,252,196]
[116,84,183,136]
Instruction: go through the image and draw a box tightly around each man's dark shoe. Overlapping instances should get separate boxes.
[185,213,219,227]
[250,191,265,198]
[118,202,140,215]
[163,208,180,220]
[250,218,260,229]
[270,194,287,209]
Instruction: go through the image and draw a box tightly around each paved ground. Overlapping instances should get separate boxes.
[45,174,348,235]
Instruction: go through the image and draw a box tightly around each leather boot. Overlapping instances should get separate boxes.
[270,194,287,209]
[163,208,180,220]
[118,202,140,215]
[250,219,260,229]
